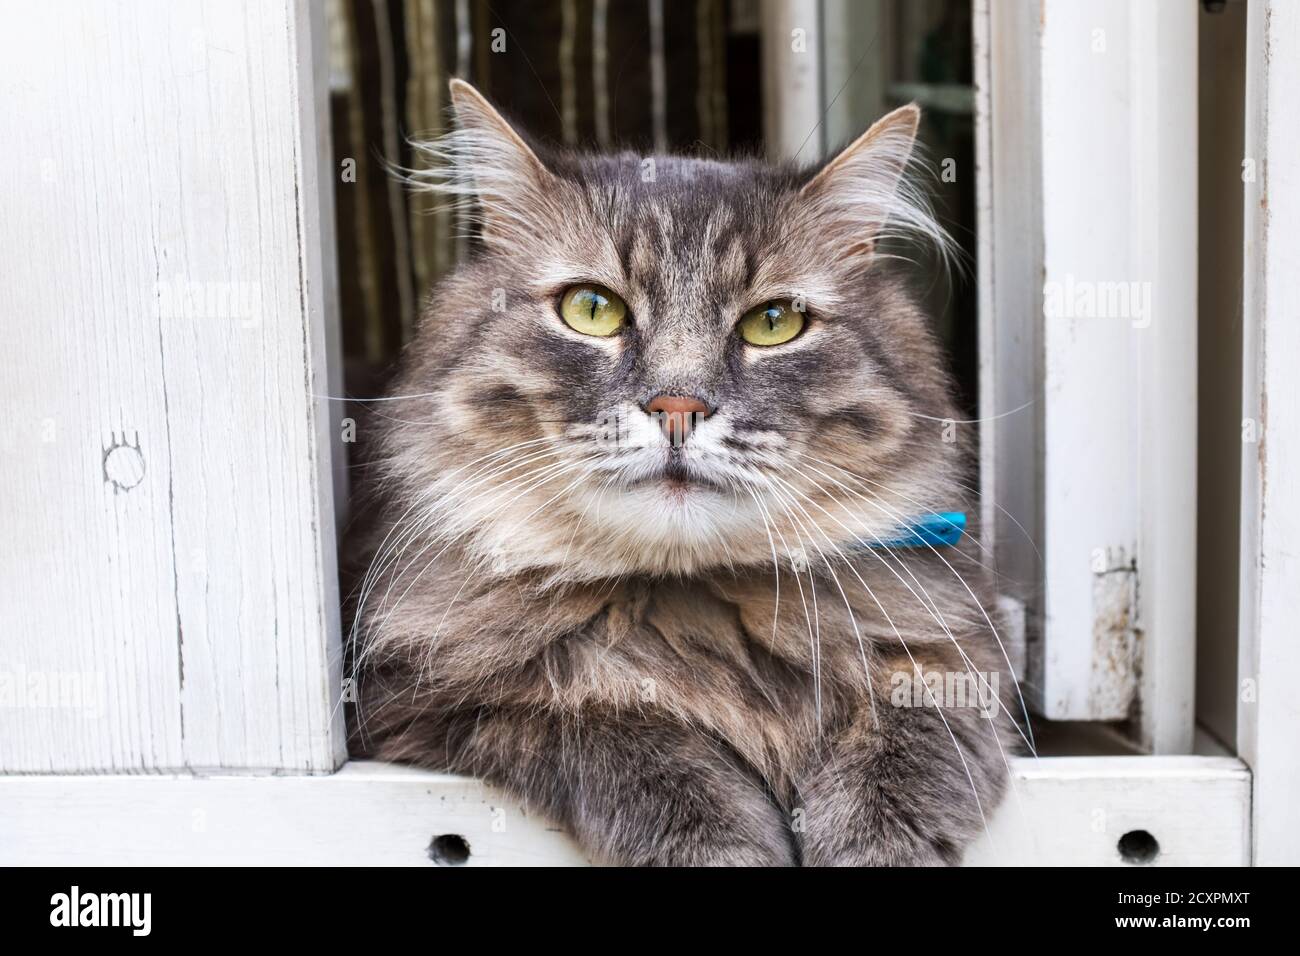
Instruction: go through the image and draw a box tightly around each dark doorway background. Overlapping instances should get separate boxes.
[327,0,975,414]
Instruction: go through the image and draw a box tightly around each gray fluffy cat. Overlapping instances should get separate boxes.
[348,79,1023,866]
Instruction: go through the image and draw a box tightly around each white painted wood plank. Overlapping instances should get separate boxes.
[0,0,344,773]
[0,758,1248,866]
[1129,0,1198,755]
[1238,0,1300,867]
[974,0,1045,707]
[966,756,1248,867]
[0,763,594,868]
[980,2,1197,744]
[1041,0,1139,722]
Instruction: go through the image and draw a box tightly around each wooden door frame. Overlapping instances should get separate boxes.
[2,0,1287,866]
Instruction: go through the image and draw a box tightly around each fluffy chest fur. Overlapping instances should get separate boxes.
[354,539,1007,805]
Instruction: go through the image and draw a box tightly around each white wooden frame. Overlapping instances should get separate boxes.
[1238,0,1300,866]
[976,0,1197,751]
[0,0,345,773]
[973,0,1044,696]
[0,0,1283,866]
[0,756,1248,867]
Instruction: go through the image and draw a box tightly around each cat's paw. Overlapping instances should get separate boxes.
[800,834,955,867]
[667,830,798,867]
[634,837,796,867]
[599,791,797,867]
[796,769,986,867]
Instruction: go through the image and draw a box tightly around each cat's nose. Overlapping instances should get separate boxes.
[644,394,712,445]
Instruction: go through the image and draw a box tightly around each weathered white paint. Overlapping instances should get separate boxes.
[965,756,1249,866]
[977,1,1197,747]
[1238,0,1300,867]
[0,0,344,773]
[1128,0,1198,756]
[0,757,1248,866]
[0,762,592,867]
[760,0,824,161]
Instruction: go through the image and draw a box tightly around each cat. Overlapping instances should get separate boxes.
[346,79,1025,866]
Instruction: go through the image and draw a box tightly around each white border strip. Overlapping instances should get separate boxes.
[0,757,1248,866]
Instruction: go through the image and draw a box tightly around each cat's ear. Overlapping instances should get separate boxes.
[433,79,557,250]
[447,78,546,176]
[799,104,941,262]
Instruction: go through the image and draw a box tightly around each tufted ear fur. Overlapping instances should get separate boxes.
[799,104,949,264]
[405,79,560,253]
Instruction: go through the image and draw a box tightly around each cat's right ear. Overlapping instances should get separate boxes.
[437,79,557,250]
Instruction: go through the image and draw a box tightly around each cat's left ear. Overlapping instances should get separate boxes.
[798,103,925,261]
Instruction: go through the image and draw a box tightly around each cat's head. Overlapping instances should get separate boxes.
[379,80,965,581]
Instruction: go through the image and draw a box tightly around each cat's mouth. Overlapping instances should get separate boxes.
[627,456,728,495]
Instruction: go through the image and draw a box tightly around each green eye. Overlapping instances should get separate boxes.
[559,284,628,336]
[738,300,805,346]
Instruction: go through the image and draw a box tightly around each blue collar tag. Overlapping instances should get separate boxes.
[872,512,966,549]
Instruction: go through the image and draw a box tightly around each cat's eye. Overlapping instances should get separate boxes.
[738,300,805,346]
[558,284,628,337]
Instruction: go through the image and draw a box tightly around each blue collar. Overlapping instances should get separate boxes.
[872,512,966,549]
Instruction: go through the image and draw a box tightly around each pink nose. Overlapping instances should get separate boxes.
[645,394,712,445]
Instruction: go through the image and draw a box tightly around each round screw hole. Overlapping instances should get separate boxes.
[1117,829,1159,865]
[428,833,471,866]
[104,442,146,491]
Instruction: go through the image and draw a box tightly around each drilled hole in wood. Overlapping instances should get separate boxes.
[103,441,145,491]
[1117,829,1159,865]
[428,834,471,866]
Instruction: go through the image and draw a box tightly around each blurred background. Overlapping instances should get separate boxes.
[326,0,977,412]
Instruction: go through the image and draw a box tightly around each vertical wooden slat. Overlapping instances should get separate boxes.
[695,0,715,149]
[648,0,668,153]
[404,0,445,304]
[0,0,344,773]
[341,0,400,363]
[974,0,1045,703]
[760,0,824,161]
[978,1,1197,747]
[1130,0,1197,754]
[1239,0,1300,865]
[707,0,729,152]
[1036,0,1196,745]
[559,0,579,145]
[592,0,611,148]
[370,0,416,339]
[1039,0,1142,724]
